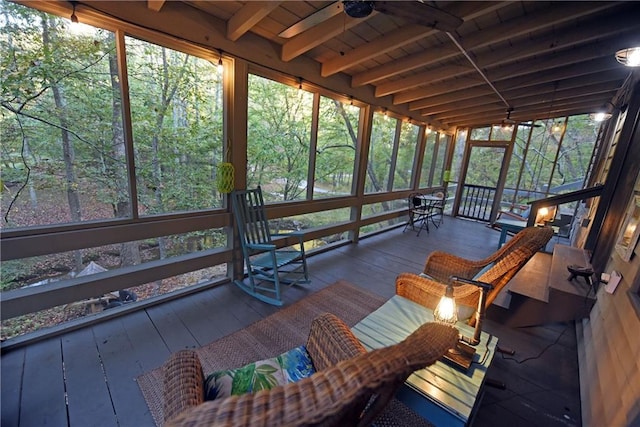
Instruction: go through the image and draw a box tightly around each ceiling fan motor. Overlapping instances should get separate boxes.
[343,1,374,18]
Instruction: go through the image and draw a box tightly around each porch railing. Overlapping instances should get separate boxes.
[457,184,496,221]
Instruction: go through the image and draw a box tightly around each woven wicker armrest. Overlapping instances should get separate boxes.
[423,251,486,283]
[306,312,367,372]
[396,272,480,311]
[163,349,205,422]
[166,322,458,427]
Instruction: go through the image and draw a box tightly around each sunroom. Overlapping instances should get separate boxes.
[1,1,639,426]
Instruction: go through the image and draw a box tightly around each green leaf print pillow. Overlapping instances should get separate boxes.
[204,345,315,401]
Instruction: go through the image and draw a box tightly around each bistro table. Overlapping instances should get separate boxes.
[352,295,498,427]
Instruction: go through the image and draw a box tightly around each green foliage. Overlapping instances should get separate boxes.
[247,75,312,201]
[392,121,420,190]
[365,113,397,193]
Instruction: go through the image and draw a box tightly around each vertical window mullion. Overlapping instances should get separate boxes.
[115,30,139,219]
[387,119,402,192]
[307,93,320,200]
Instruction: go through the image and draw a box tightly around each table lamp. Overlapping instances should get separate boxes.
[534,205,557,225]
[433,276,494,370]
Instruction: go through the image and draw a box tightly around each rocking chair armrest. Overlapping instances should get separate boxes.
[423,251,486,282]
[396,272,480,310]
[163,349,205,422]
[271,231,306,243]
[306,313,366,372]
[245,242,276,251]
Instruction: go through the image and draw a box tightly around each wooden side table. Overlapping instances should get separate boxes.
[352,295,498,427]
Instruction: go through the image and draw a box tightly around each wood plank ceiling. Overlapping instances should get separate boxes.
[116,1,640,129]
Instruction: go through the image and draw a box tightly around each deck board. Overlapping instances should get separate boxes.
[62,328,118,426]
[20,339,67,426]
[92,319,156,427]
[1,347,24,426]
[145,304,200,352]
[119,310,172,372]
[1,218,581,427]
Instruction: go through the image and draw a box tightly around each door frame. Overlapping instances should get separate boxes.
[452,128,516,223]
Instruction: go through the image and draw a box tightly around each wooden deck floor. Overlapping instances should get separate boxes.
[1,218,581,427]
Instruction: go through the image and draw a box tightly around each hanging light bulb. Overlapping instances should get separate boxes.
[552,121,563,133]
[297,77,303,91]
[70,1,79,23]
[425,124,432,134]
[615,47,640,67]
[217,50,223,74]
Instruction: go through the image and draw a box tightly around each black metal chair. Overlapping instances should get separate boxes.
[231,186,310,305]
[428,190,447,228]
[403,192,430,236]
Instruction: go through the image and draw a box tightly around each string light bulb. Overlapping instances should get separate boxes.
[425,124,432,134]
[70,1,79,23]
[615,47,640,67]
[217,50,223,73]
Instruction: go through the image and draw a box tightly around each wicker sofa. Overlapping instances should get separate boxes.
[396,225,554,324]
[162,312,457,427]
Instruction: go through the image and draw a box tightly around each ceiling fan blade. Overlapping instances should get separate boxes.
[372,1,463,32]
[278,2,344,38]
[517,122,542,128]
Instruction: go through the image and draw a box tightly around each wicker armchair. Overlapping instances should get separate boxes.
[163,313,457,427]
[396,226,554,323]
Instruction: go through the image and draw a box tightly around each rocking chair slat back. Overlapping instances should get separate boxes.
[231,186,310,306]
[236,187,271,249]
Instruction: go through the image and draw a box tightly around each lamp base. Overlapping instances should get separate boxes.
[441,340,476,371]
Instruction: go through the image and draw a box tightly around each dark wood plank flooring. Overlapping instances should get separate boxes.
[0,217,581,427]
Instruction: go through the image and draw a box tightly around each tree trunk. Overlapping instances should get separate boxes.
[43,15,83,271]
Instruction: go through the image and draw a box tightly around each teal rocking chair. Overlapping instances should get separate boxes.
[231,186,310,305]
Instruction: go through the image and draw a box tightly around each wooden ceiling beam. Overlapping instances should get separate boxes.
[379,34,622,99]
[394,76,485,105]
[486,41,626,87]
[497,57,621,92]
[450,95,615,127]
[227,1,282,41]
[409,87,494,111]
[453,103,600,128]
[457,2,617,52]
[351,0,599,89]
[429,81,621,121]
[349,2,507,87]
[147,0,166,12]
[398,56,619,107]
[375,64,472,97]
[281,12,369,62]
[442,93,616,125]
[351,4,596,92]
[475,11,640,71]
[421,95,504,116]
[351,45,459,88]
[321,25,436,77]
[378,2,625,101]
[433,102,507,121]
[411,69,629,112]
